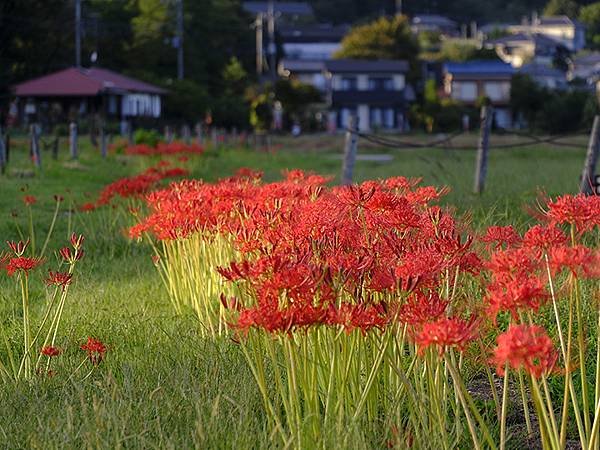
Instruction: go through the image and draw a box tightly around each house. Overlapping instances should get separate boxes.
[12,66,166,125]
[520,63,567,89]
[411,14,459,37]
[486,33,564,68]
[507,16,586,52]
[324,59,410,132]
[443,61,515,128]
[278,59,327,90]
[568,52,600,82]
[279,24,348,61]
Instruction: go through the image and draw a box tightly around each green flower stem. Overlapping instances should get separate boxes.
[39,199,61,258]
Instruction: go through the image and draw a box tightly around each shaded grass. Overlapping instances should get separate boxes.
[0,135,591,448]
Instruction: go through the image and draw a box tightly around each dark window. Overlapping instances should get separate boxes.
[368,77,394,90]
[340,77,357,90]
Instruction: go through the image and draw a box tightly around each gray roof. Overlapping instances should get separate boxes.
[538,16,583,28]
[488,32,561,48]
[573,52,600,65]
[412,14,456,27]
[279,24,349,42]
[324,59,409,73]
[242,1,313,16]
[520,63,565,78]
[279,58,325,73]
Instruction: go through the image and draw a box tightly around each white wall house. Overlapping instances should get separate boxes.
[443,61,515,128]
[507,16,586,52]
[324,59,410,132]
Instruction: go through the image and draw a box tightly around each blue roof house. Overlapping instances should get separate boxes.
[443,60,516,128]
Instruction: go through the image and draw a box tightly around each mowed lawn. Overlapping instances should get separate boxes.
[0,133,591,448]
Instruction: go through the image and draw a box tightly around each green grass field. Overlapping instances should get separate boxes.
[0,134,593,448]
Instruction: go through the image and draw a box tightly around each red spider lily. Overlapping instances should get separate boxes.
[41,346,61,357]
[491,324,558,378]
[70,233,85,250]
[80,337,107,365]
[414,316,478,354]
[53,195,64,202]
[485,276,549,320]
[522,224,567,253]
[546,194,600,234]
[23,195,37,206]
[124,141,204,156]
[548,245,600,278]
[60,247,84,263]
[481,225,521,249]
[79,202,96,212]
[6,239,29,256]
[4,256,44,276]
[398,291,449,326]
[45,270,73,289]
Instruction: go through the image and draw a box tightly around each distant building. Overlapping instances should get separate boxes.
[568,52,600,82]
[324,59,410,132]
[487,33,565,68]
[278,59,327,90]
[443,61,515,128]
[520,63,567,89]
[279,24,348,61]
[12,66,166,125]
[411,14,458,37]
[507,16,586,52]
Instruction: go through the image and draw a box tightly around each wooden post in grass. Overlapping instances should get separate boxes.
[341,115,359,185]
[473,106,493,194]
[579,115,600,195]
[30,124,41,169]
[182,124,191,144]
[69,122,78,160]
[195,122,203,145]
[100,123,108,158]
[0,126,6,174]
[51,136,59,160]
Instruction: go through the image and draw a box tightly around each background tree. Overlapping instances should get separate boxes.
[544,0,581,16]
[580,2,600,48]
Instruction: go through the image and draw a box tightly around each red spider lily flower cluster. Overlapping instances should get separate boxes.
[41,346,61,357]
[491,324,558,378]
[124,141,204,156]
[45,270,73,289]
[545,193,600,234]
[132,170,482,348]
[23,195,37,206]
[80,164,189,211]
[414,316,479,354]
[3,255,44,276]
[80,337,107,366]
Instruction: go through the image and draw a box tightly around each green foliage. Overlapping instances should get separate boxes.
[273,79,322,127]
[133,128,161,147]
[250,94,273,131]
[544,0,581,17]
[161,79,211,122]
[335,15,420,70]
[436,40,499,62]
[580,2,600,49]
[511,74,592,133]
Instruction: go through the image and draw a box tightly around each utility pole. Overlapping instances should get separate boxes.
[75,0,81,67]
[395,0,402,15]
[176,0,184,80]
[255,13,263,76]
[267,0,276,78]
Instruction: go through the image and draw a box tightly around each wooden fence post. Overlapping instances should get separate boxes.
[341,115,359,185]
[580,115,600,195]
[69,122,78,160]
[473,106,493,194]
[195,122,203,145]
[0,126,6,174]
[182,124,191,144]
[51,136,59,160]
[164,125,172,143]
[30,124,41,169]
[100,124,108,158]
[128,120,134,145]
